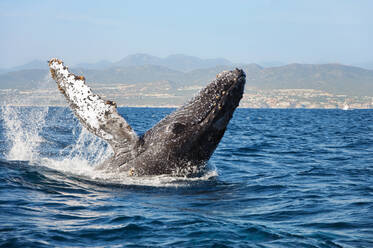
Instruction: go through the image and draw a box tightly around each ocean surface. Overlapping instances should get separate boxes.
[0,107,372,247]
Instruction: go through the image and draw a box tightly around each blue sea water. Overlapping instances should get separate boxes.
[0,107,372,247]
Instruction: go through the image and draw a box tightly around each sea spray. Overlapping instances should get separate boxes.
[41,124,114,177]
[0,72,111,167]
[0,73,51,161]
[2,105,49,162]
[58,123,112,166]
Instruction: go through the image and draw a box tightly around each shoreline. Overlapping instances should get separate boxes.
[0,104,370,110]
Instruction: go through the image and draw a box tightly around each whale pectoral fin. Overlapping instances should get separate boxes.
[48,58,138,152]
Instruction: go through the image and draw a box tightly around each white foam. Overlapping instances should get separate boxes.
[41,156,218,187]
[60,127,113,166]
[2,105,48,162]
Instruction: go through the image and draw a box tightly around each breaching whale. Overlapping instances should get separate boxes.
[48,58,246,176]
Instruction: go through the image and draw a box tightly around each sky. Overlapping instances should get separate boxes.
[0,0,372,68]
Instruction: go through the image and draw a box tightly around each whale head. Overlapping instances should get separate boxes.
[136,69,246,175]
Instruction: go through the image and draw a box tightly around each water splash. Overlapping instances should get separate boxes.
[1,104,113,174]
[0,74,217,186]
[2,105,48,162]
[41,125,114,179]
[1,73,52,161]
[1,105,217,186]
[60,127,113,167]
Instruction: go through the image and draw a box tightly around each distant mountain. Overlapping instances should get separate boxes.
[72,65,182,86]
[160,54,231,71]
[1,59,373,97]
[115,54,162,67]
[6,54,233,73]
[74,60,113,70]
[114,53,232,72]
[355,61,373,70]
[258,61,286,68]
[243,63,373,96]
[0,69,48,89]
[0,60,48,75]
[11,60,48,71]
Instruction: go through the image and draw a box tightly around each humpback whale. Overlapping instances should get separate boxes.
[48,59,246,176]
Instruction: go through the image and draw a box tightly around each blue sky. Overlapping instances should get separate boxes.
[0,0,372,67]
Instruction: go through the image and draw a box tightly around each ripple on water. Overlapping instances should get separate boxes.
[0,108,373,247]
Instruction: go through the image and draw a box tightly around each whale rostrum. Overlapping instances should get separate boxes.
[48,58,246,176]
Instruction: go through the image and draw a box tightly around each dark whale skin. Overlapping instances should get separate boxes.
[49,58,246,176]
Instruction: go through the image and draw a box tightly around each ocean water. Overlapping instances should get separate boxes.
[0,107,372,247]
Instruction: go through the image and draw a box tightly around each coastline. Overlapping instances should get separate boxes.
[0,103,370,110]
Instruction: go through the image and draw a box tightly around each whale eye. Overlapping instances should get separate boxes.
[171,122,186,134]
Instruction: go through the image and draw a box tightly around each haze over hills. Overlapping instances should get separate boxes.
[74,60,113,70]
[0,54,233,73]
[114,54,232,72]
[1,54,373,109]
[74,54,232,71]
[1,55,373,96]
[2,54,373,72]
[356,61,373,70]
[2,60,48,72]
